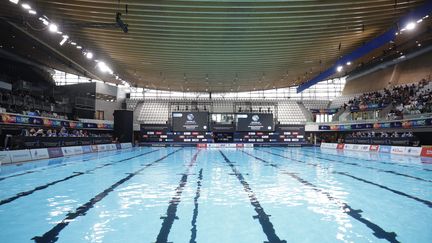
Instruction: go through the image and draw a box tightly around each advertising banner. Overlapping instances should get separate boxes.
[48,147,63,158]
[379,145,392,153]
[82,145,93,154]
[9,150,32,163]
[0,151,11,165]
[30,148,50,160]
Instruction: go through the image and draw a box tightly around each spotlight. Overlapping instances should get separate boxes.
[48,23,58,32]
[346,61,351,66]
[86,52,93,59]
[9,0,19,4]
[76,46,82,49]
[405,22,416,30]
[21,3,31,9]
[28,10,36,15]
[336,66,343,72]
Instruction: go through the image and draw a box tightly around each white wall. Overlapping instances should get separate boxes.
[95,100,122,121]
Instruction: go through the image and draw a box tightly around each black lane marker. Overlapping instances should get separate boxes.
[298,148,432,172]
[334,172,432,208]
[155,150,200,243]
[257,149,432,209]
[189,168,203,243]
[242,151,399,243]
[32,148,182,243]
[0,151,124,182]
[0,149,160,206]
[219,151,286,243]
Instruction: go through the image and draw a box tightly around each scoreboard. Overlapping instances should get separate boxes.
[172,112,209,132]
[236,113,274,132]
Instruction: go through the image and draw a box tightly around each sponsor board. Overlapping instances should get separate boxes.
[97,144,107,152]
[421,146,432,157]
[30,148,50,160]
[337,144,345,149]
[91,145,99,152]
[369,145,380,152]
[9,150,32,163]
[61,147,75,156]
[320,143,338,149]
[115,143,122,150]
[0,151,11,165]
[120,143,132,149]
[404,147,422,156]
[109,144,117,150]
[82,145,93,154]
[196,144,207,148]
[391,146,406,155]
[359,145,370,152]
[379,145,392,153]
[48,147,63,158]
[344,144,355,150]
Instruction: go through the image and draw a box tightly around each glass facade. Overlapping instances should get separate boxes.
[52,69,346,101]
[129,77,346,100]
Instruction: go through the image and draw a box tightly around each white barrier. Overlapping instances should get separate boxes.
[320,142,424,157]
[97,144,108,152]
[205,143,254,148]
[320,143,338,149]
[390,146,406,155]
[0,151,11,165]
[30,148,50,160]
[8,150,32,163]
[0,143,131,166]
[404,147,422,156]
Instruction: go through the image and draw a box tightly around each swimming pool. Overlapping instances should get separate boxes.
[0,147,431,243]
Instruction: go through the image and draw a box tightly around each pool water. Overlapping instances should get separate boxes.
[0,147,431,243]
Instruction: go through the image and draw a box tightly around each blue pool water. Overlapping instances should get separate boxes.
[0,147,431,243]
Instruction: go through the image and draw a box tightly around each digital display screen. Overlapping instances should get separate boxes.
[236,113,274,132]
[172,112,209,132]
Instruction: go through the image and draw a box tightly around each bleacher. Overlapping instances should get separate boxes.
[302,100,329,110]
[137,100,169,124]
[277,101,307,124]
[129,98,336,125]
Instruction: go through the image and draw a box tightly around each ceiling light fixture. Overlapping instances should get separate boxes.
[48,23,58,32]
[405,22,416,30]
[9,0,19,4]
[59,35,68,46]
[86,52,93,59]
[28,9,36,15]
[336,66,343,72]
[21,3,31,9]
[346,61,351,66]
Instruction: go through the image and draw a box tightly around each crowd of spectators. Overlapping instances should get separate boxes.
[19,127,111,138]
[348,131,414,138]
[343,79,432,119]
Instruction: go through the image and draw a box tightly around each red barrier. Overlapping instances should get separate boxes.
[369,145,380,151]
[336,144,344,149]
[421,146,432,157]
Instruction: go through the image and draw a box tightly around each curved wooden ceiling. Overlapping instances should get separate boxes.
[0,0,425,92]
